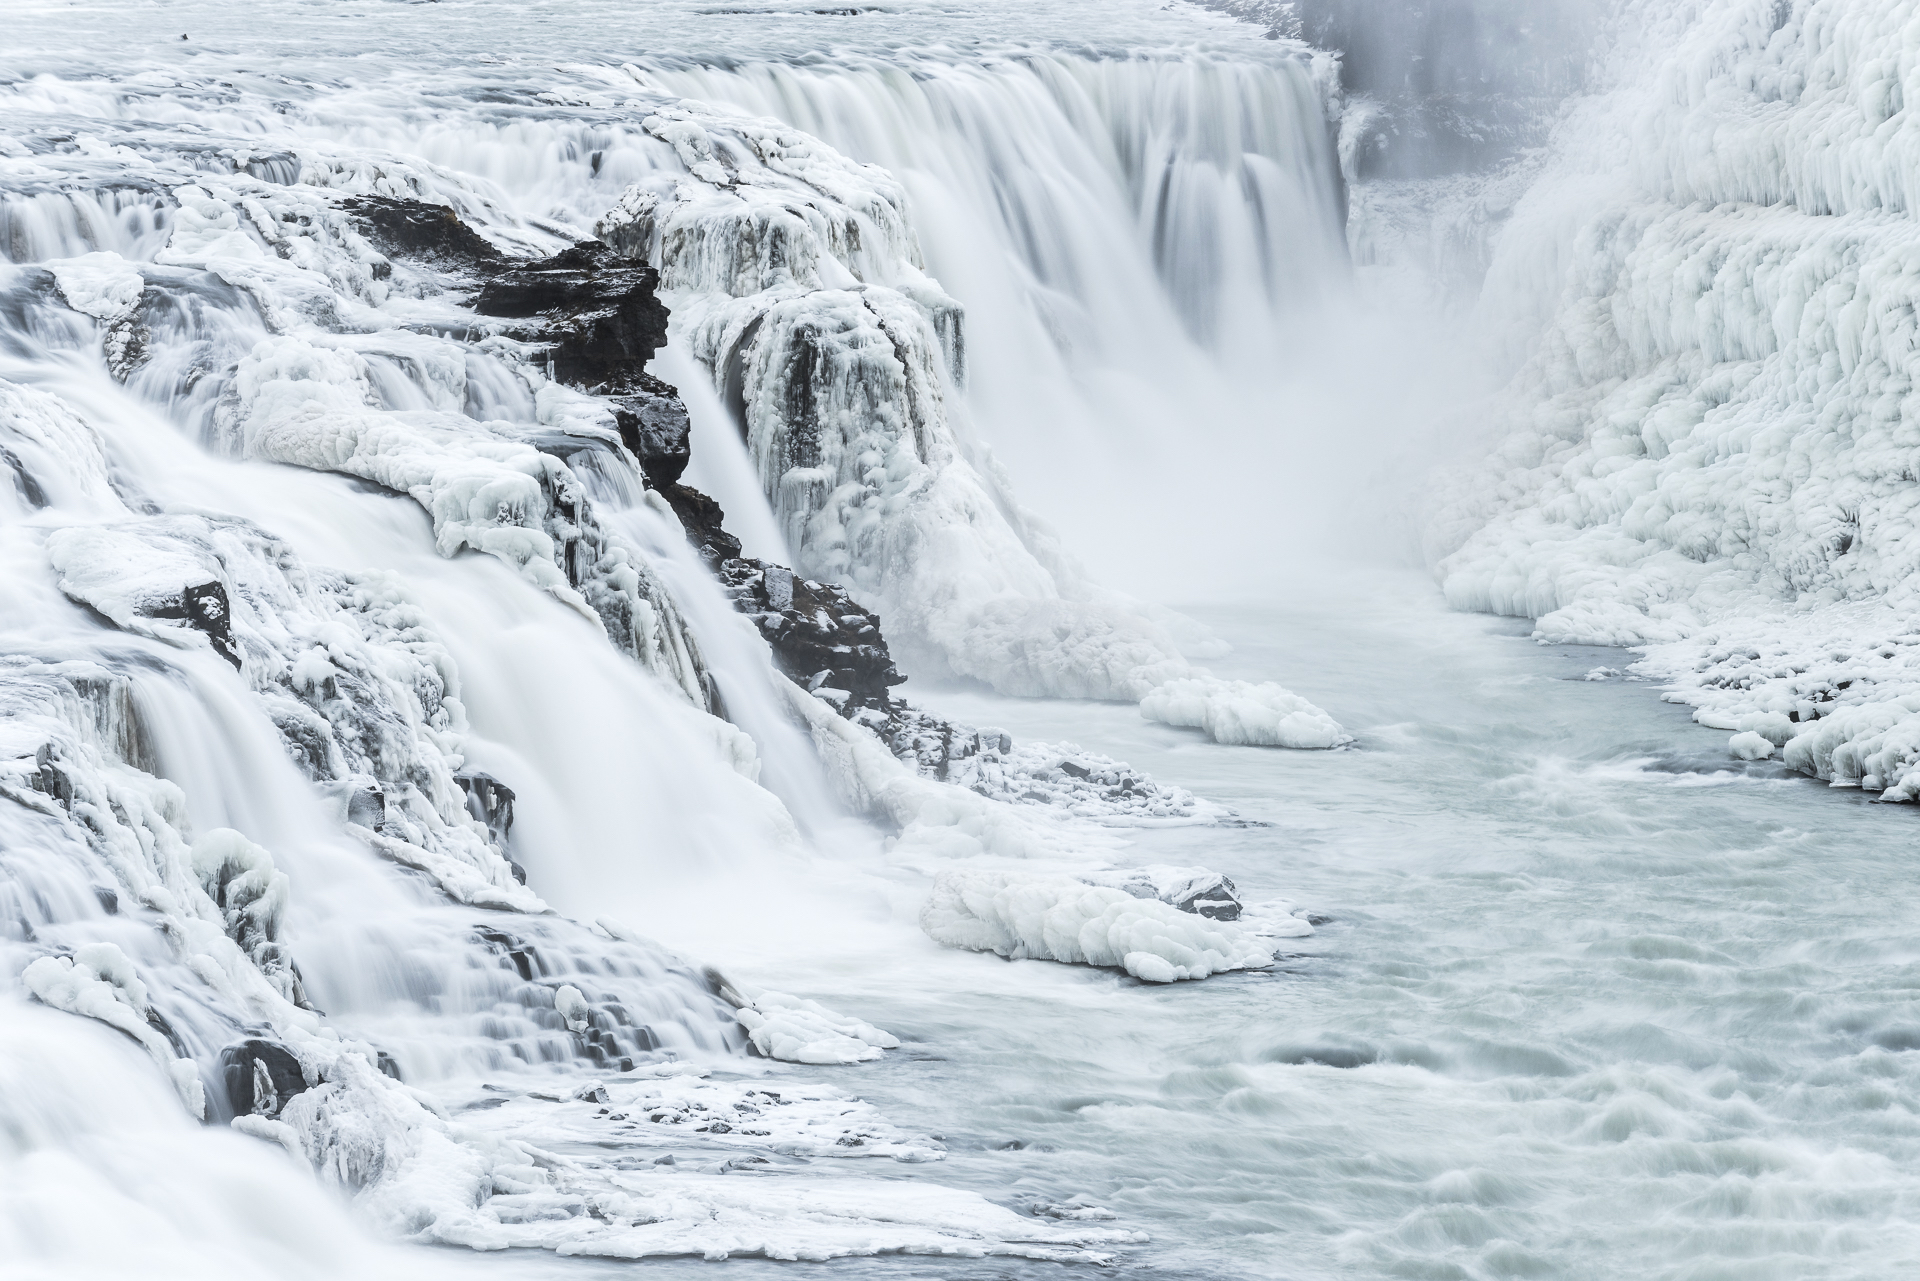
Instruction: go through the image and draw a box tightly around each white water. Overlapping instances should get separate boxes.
[7,0,1917,1277]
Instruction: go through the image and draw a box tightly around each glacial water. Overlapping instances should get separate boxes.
[8,0,1919,1278]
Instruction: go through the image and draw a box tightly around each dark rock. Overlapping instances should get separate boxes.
[220,1038,307,1118]
[148,579,240,669]
[611,372,691,486]
[474,241,670,394]
[660,484,743,565]
[1165,872,1243,922]
[92,886,118,915]
[717,559,905,713]
[341,196,504,271]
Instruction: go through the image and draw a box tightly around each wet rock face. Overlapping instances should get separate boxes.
[660,484,744,566]
[344,199,690,489]
[610,372,692,487]
[342,195,505,269]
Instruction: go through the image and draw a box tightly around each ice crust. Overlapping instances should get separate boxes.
[731,988,902,1065]
[0,45,1326,1271]
[1427,0,1920,793]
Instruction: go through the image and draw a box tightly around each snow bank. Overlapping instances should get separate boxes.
[920,869,1279,983]
[1139,674,1349,748]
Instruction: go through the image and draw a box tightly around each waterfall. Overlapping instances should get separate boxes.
[1,11,1340,1272]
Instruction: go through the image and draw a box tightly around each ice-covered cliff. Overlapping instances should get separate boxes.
[1431,0,1920,797]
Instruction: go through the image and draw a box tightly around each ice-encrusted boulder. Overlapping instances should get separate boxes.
[1139,674,1350,748]
[596,106,1201,703]
[919,869,1281,983]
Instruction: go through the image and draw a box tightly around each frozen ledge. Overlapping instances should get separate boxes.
[1138,675,1349,749]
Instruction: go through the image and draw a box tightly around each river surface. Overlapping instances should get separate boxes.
[434,567,1920,1281]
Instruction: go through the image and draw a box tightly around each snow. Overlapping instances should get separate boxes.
[46,250,145,321]
[729,988,901,1065]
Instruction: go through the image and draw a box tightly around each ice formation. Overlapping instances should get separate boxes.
[1139,674,1350,748]
[1424,0,1920,796]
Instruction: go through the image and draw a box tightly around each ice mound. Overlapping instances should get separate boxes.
[1139,674,1349,749]
[920,869,1279,983]
[730,988,901,1065]
[21,946,206,1116]
[596,103,1203,702]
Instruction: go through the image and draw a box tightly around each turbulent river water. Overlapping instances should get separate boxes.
[8,0,1920,1279]
[433,569,1920,1281]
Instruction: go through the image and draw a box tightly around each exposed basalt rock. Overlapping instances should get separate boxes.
[344,199,692,489]
[474,241,670,391]
[714,556,999,779]
[718,560,905,713]
[1163,872,1244,921]
[220,1037,307,1119]
[612,371,692,487]
[659,483,744,566]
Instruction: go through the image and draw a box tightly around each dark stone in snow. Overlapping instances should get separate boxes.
[1165,872,1243,921]
[220,1038,306,1118]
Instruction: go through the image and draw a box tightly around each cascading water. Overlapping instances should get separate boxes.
[1,2,1355,1275]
